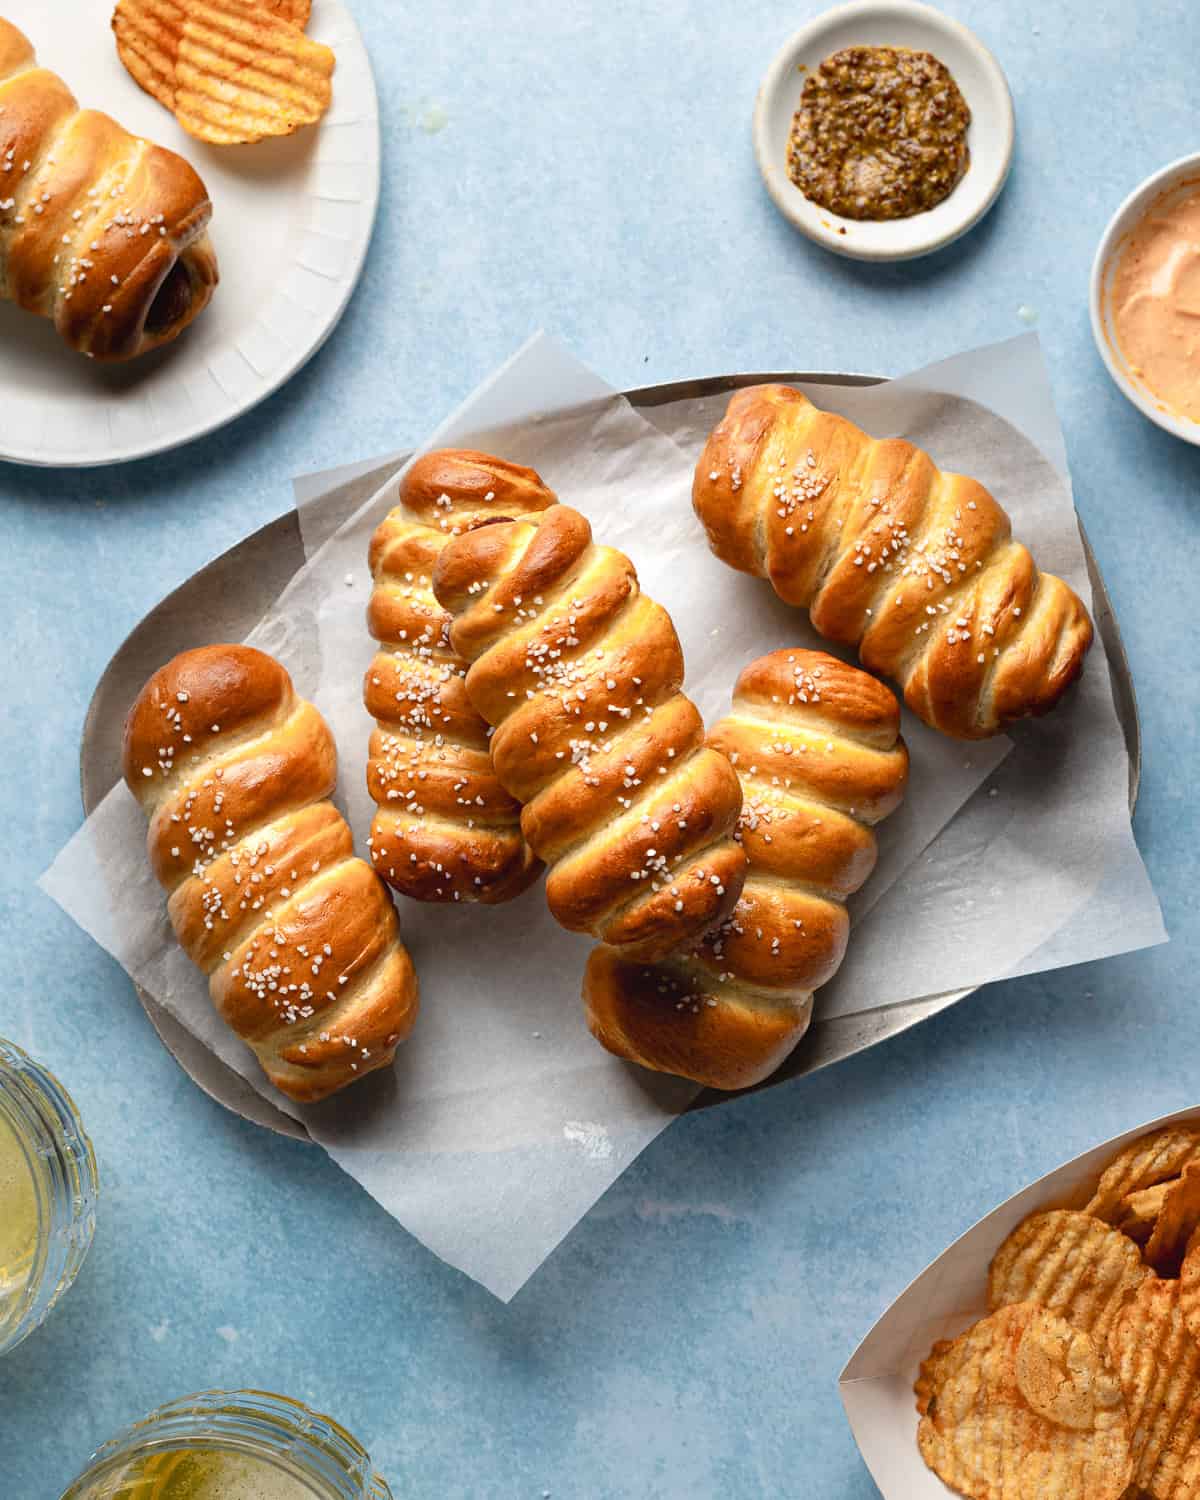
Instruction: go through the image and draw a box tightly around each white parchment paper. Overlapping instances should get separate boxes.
[40,335,1163,1300]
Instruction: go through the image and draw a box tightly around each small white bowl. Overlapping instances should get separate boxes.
[753,0,1014,262]
[1090,153,1200,446]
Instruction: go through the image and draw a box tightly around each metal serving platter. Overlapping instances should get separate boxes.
[81,373,1141,1141]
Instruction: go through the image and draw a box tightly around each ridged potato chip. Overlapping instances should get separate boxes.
[988,1210,1149,1346]
[113,0,335,146]
[1144,1165,1200,1278]
[1108,1276,1200,1498]
[1085,1129,1200,1225]
[1178,1229,1200,1359]
[916,1336,957,1418]
[1121,1182,1176,1245]
[265,0,311,22]
[916,1302,1131,1500]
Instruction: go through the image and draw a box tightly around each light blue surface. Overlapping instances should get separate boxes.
[2,0,1198,1494]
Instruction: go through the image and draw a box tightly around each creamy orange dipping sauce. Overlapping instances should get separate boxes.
[1110,180,1200,424]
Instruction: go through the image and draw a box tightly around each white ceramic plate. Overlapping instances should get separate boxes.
[0,0,380,468]
[1090,152,1200,448]
[753,0,1014,262]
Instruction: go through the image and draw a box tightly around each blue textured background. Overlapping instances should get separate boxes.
[3,1,1198,1495]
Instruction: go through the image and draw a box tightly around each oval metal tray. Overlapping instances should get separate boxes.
[81,373,1141,1141]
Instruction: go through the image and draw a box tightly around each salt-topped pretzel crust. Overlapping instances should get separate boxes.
[693,385,1093,739]
[583,649,908,1089]
[432,504,748,960]
[0,17,217,360]
[124,645,418,1102]
[364,450,556,904]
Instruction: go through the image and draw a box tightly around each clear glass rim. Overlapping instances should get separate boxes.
[0,1077,52,1335]
[0,1037,98,1358]
[62,1389,392,1500]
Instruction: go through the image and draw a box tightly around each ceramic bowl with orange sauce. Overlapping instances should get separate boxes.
[1092,153,1200,446]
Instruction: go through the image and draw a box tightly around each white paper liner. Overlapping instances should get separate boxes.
[840,1104,1200,1499]
[40,334,1163,1300]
